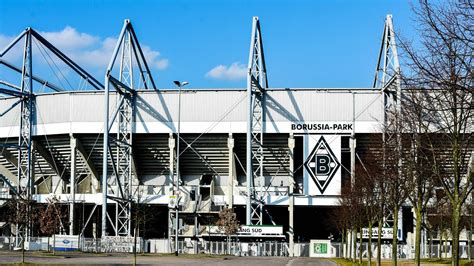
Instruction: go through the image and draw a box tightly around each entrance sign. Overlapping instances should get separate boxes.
[303,135,341,195]
[206,225,283,237]
[237,225,283,236]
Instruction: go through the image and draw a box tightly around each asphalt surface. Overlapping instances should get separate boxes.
[0,251,338,265]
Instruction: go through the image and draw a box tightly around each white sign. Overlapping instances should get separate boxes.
[361,227,393,239]
[309,239,332,258]
[206,225,283,237]
[303,135,341,196]
[237,226,283,236]
[291,123,353,133]
[168,195,177,208]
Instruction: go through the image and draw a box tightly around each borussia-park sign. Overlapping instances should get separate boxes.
[291,123,353,132]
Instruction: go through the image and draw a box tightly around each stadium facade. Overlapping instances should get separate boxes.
[0,15,466,255]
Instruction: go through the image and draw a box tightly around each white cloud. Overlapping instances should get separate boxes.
[206,62,247,81]
[0,27,168,71]
[40,26,98,50]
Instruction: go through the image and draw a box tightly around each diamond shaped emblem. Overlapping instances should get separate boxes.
[304,136,340,194]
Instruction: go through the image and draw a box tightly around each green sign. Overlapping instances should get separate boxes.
[314,243,328,254]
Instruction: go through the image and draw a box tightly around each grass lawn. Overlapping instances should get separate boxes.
[330,258,473,266]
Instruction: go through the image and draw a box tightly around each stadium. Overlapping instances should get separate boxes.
[0,14,471,259]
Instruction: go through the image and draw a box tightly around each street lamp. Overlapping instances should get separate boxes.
[173,80,188,256]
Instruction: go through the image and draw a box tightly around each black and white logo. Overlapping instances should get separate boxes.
[304,136,340,194]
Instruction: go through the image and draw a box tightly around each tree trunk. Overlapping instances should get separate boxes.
[377,219,382,266]
[414,208,422,265]
[368,223,373,266]
[21,238,25,264]
[342,229,345,258]
[133,227,137,266]
[359,226,363,264]
[443,231,448,259]
[468,228,472,261]
[53,234,56,255]
[391,208,399,266]
[451,205,460,266]
[429,229,432,259]
[353,229,357,262]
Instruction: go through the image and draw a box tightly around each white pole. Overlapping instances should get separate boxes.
[175,84,181,256]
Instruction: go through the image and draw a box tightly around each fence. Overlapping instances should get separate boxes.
[197,241,289,256]
[150,239,289,256]
[342,242,473,260]
[0,235,472,259]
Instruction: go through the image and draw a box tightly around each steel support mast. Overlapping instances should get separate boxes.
[373,14,402,117]
[102,19,156,237]
[0,27,103,248]
[373,14,403,238]
[246,16,268,225]
[15,29,34,249]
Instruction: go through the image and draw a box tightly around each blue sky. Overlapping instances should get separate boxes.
[0,0,417,90]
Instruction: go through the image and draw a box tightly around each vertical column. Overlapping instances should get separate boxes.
[350,92,357,260]
[168,133,175,252]
[69,135,77,235]
[168,133,175,187]
[288,134,295,257]
[101,75,110,238]
[227,133,234,208]
[398,208,403,241]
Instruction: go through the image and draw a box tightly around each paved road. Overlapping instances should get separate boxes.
[0,252,338,265]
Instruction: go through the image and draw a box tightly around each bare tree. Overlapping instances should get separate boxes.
[399,1,473,265]
[339,185,364,263]
[356,162,381,266]
[427,190,452,259]
[217,207,240,254]
[38,196,68,255]
[330,198,352,259]
[382,111,410,266]
[5,197,41,263]
[400,88,437,265]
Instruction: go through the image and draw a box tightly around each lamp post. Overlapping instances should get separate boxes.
[173,80,188,256]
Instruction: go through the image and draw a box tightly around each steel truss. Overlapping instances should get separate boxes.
[373,14,403,231]
[0,28,102,248]
[102,19,157,237]
[246,17,269,225]
[374,14,402,120]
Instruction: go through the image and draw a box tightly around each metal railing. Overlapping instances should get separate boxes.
[0,235,472,259]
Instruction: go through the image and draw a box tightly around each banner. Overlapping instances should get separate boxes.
[205,225,283,237]
[303,135,341,196]
[53,235,79,251]
[361,227,394,239]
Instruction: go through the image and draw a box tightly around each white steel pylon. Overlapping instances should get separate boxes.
[0,27,102,248]
[15,29,34,249]
[373,14,402,115]
[373,14,403,233]
[246,16,268,225]
[102,19,157,237]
